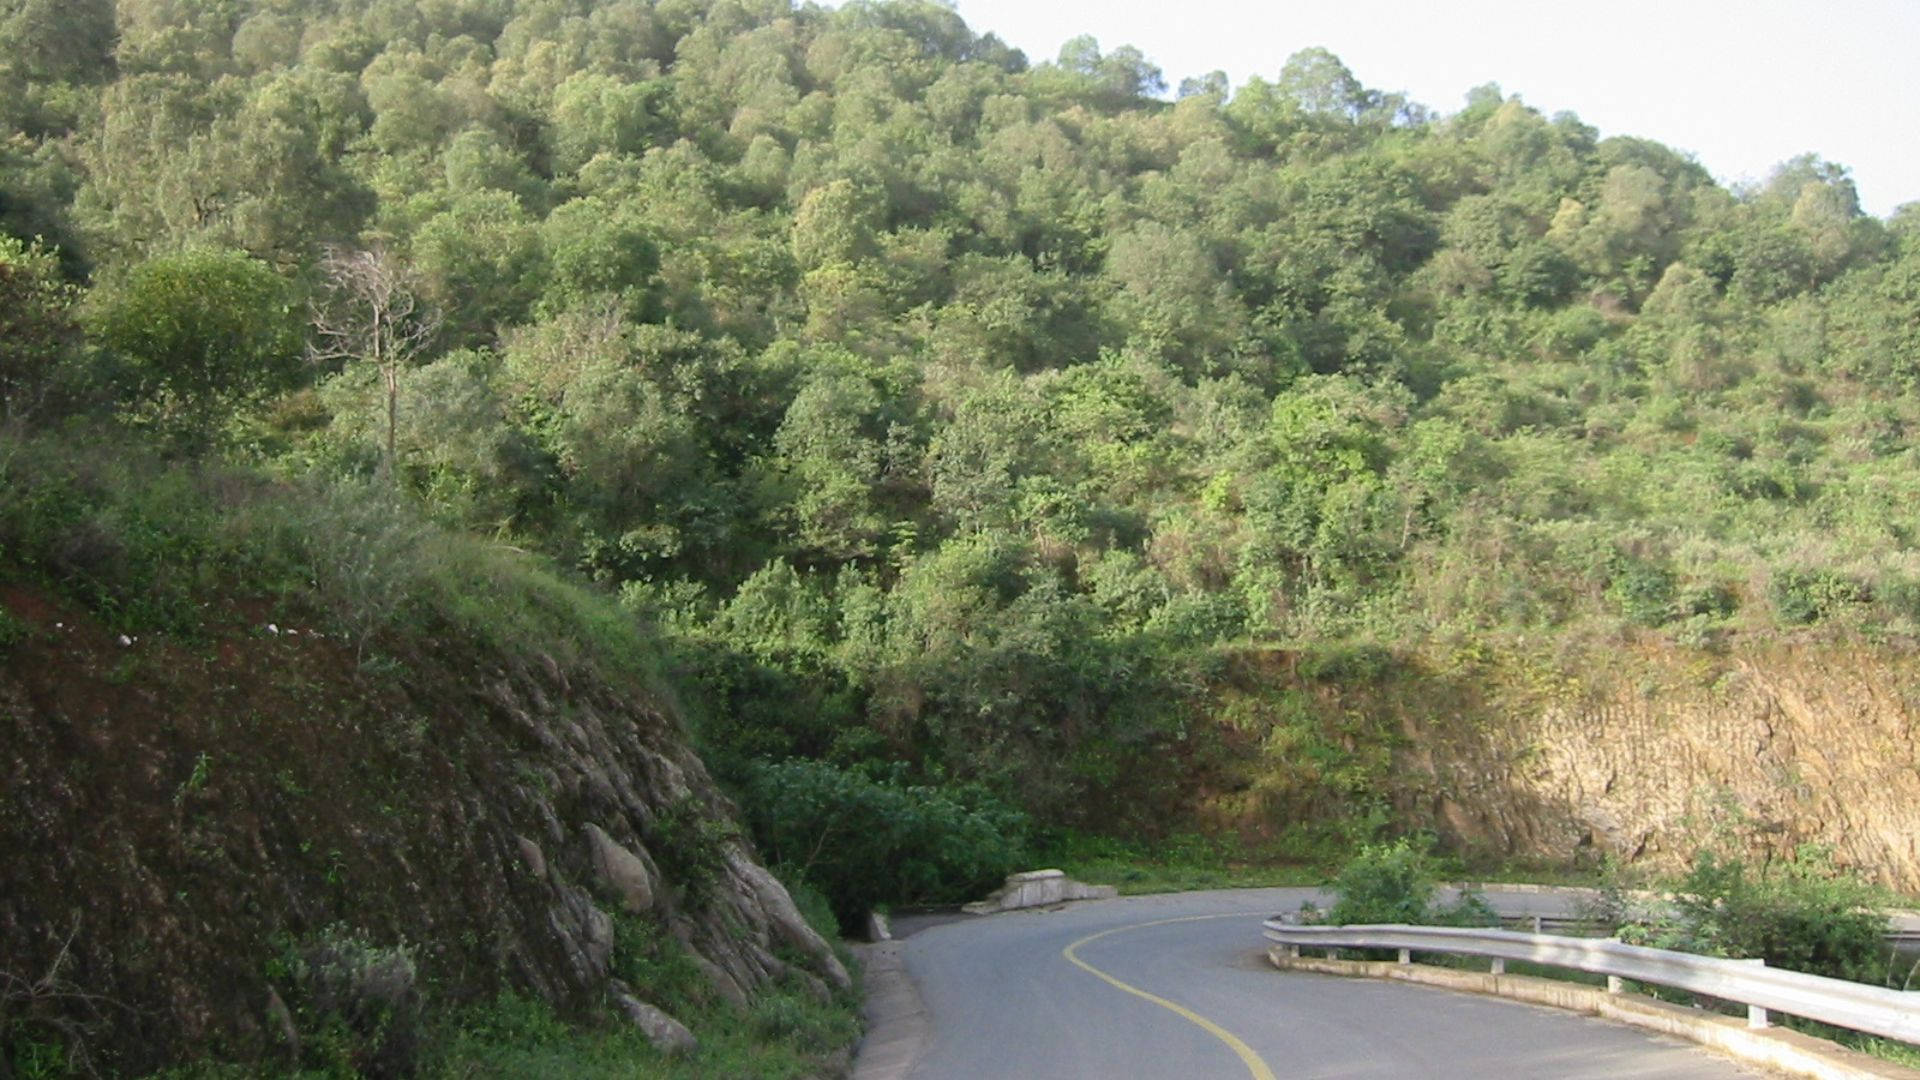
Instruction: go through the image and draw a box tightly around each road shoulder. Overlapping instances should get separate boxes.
[851,940,932,1080]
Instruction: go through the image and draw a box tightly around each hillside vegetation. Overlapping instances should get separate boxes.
[6,0,1920,1060]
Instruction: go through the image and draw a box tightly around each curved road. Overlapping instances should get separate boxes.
[861,888,1759,1079]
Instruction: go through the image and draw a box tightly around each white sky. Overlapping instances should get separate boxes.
[945,0,1920,217]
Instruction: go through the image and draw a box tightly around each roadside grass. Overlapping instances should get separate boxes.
[1825,1030,1920,1070]
[1450,863,1609,890]
[1040,830,1612,898]
[1039,832,1325,895]
[1443,958,1920,1071]
[155,983,861,1080]
[425,878,859,1080]
[421,982,859,1080]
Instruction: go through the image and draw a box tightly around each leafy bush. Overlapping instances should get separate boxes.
[86,248,303,447]
[1326,838,1438,925]
[1608,559,1676,627]
[1617,847,1889,983]
[0,235,85,426]
[1324,837,1497,927]
[268,926,422,1079]
[1768,569,1868,626]
[610,915,712,1016]
[641,798,735,911]
[739,759,1029,929]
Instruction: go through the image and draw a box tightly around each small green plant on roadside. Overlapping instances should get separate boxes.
[642,798,735,912]
[1616,845,1889,983]
[267,925,422,1079]
[1326,837,1438,925]
[1320,837,1500,933]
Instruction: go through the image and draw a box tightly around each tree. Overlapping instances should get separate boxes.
[1277,47,1370,121]
[1178,70,1228,102]
[309,245,441,482]
[1037,35,1165,112]
[410,190,547,347]
[3,0,116,83]
[547,71,672,174]
[0,236,81,427]
[540,195,660,319]
[772,365,906,561]
[87,247,303,444]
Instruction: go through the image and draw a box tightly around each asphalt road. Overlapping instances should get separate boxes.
[868,887,1760,1080]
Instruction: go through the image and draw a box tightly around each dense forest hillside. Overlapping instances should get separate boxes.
[6,0,1920,1060]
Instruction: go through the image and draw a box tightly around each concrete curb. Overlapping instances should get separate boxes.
[1268,949,1920,1080]
[851,941,930,1080]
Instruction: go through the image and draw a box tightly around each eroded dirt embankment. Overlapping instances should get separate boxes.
[0,584,845,1074]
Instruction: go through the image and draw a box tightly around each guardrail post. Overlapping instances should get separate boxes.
[1742,959,1769,1028]
[1489,958,1504,975]
[1607,975,1623,994]
[1398,948,1410,965]
[1531,915,1543,934]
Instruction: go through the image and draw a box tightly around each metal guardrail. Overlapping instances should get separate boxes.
[1485,910,1920,947]
[1262,920,1920,1045]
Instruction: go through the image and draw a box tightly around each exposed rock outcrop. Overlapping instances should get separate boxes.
[1201,637,1920,891]
[1398,640,1920,887]
[610,982,698,1054]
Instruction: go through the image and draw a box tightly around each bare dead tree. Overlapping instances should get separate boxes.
[308,245,441,483]
[0,916,133,1078]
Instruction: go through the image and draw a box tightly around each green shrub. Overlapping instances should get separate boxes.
[642,798,735,911]
[780,877,842,948]
[1618,847,1889,983]
[740,759,1028,929]
[610,915,711,1016]
[1326,838,1438,925]
[1677,582,1738,620]
[269,925,423,1079]
[1321,837,1500,928]
[1297,643,1395,684]
[1768,568,1868,626]
[1877,576,1920,624]
[1608,559,1677,627]
[747,987,855,1047]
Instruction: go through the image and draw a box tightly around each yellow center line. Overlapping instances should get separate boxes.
[1061,914,1278,1080]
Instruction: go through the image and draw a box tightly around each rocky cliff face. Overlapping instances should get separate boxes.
[1395,639,1920,888]
[1197,638,1920,891]
[0,584,847,1075]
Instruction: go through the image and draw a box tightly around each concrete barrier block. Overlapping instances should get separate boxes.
[961,869,1119,914]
